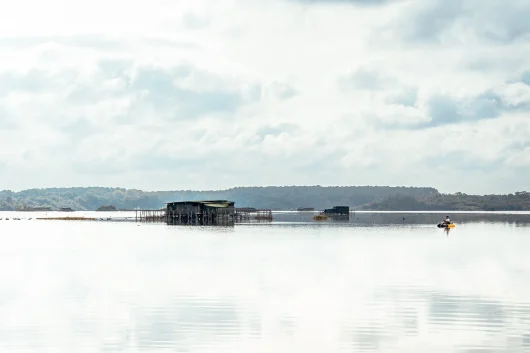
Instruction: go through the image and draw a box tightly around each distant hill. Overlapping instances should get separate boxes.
[361,191,530,211]
[1,186,528,211]
[0,185,437,211]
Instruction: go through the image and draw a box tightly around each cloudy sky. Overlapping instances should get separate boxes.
[0,0,529,193]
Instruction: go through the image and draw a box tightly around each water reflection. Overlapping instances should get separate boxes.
[340,287,530,352]
[0,219,529,352]
[134,297,247,350]
[272,211,530,227]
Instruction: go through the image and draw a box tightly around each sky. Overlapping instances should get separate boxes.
[0,0,529,194]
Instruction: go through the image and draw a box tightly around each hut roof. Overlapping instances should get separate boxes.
[166,200,234,208]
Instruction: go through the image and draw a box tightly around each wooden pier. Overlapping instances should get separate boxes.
[235,208,273,222]
[134,201,274,225]
[135,209,166,223]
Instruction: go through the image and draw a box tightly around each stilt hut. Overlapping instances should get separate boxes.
[166,200,235,225]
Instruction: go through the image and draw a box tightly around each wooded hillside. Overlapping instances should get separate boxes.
[0,186,437,211]
[1,186,528,211]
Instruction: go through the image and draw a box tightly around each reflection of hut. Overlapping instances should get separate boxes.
[166,200,235,225]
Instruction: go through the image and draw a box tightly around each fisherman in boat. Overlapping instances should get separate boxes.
[442,215,451,224]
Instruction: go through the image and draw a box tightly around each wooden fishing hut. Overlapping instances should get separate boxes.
[323,205,350,220]
[166,200,235,225]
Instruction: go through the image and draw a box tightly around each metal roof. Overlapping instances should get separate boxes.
[165,200,235,208]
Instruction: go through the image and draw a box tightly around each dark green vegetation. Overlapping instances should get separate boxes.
[361,191,530,211]
[96,205,117,211]
[0,186,529,211]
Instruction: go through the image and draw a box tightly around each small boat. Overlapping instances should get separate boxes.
[437,222,455,228]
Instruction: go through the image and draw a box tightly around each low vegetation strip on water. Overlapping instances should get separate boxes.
[36,216,97,221]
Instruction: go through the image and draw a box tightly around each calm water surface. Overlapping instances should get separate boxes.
[1,212,529,352]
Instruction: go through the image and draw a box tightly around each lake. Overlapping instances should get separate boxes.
[1,211,529,352]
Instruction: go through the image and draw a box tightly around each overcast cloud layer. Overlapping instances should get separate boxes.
[0,0,529,193]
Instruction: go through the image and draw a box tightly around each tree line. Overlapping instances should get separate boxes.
[0,186,528,211]
[361,191,530,211]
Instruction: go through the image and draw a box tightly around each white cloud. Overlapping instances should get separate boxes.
[0,0,529,193]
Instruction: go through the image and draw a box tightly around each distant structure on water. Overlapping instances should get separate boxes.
[297,207,315,211]
[128,200,274,225]
[163,201,274,225]
[323,205,350,220]
[166,200,236,225]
